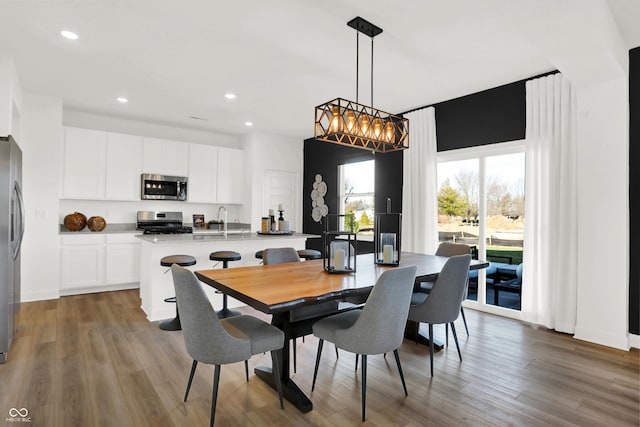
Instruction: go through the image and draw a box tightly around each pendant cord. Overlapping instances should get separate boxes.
[371,37,374,108]
[356,32,359,104]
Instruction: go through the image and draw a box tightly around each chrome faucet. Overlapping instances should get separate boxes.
[217,206,227,237]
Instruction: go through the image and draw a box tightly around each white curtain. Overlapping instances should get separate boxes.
[401,107,438,254]
[522,73,578,333]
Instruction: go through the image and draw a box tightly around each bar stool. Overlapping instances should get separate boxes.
[159,254,196,331]
[209,250,242,319]
[297,249,321,260]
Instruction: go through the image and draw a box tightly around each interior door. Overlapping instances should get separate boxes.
[263,169,300,232]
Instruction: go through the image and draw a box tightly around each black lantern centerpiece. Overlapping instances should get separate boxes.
[323,213,357,274]
[374,211,402,266]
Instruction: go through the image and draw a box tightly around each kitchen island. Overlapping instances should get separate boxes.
[137,232,315,322]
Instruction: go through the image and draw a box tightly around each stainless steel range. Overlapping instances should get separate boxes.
[136,211,193,234]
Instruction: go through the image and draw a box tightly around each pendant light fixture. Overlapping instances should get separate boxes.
[314,17,409,153]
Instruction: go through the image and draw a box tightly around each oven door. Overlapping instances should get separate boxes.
[141,174,187,200]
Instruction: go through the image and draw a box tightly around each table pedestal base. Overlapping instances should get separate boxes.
[254,366,313,413]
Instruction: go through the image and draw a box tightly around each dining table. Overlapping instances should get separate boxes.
[195,251,488,413]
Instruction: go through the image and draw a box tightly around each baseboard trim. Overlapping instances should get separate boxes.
[59,283,139,297]
[20,290,60,302]
[629,333,640,350]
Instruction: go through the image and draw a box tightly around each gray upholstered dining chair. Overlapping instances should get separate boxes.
[171,265,285,427]
[262,247,340,373]
[311,265,417,422]
[417,242,472,336]
[409,254,471,377]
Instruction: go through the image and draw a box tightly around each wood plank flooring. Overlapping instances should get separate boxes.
[1,290,638,426]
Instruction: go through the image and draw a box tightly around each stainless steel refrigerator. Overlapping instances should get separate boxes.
[0,135,24,363]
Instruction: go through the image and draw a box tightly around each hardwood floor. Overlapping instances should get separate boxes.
[1,289,638,426]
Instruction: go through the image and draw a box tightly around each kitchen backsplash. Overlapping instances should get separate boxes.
[59,199,244,225]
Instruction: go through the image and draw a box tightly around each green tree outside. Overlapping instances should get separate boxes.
[344,211,360,233]
[359,212,371,228]
[438,179,466,218]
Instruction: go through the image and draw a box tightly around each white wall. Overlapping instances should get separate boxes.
[573,77,630,349]
[243,133,304,232]
[0,56,22,139]
[21,92,63,301]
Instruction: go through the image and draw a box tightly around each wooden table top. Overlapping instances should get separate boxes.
[195,252,488,314]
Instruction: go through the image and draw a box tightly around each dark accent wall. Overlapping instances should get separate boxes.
[629,47,640,335]
[302,139,403,253]
[434,81,526,151]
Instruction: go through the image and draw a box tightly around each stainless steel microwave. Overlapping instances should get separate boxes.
[141,174,187,200]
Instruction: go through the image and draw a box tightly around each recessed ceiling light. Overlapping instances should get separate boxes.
[60,30,78,40]
[244,121,253,127]
[117,97,128,103]
[224,93,237,100]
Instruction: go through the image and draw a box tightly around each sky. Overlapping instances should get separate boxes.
[437,152,525,194]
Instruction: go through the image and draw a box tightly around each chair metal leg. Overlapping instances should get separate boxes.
[293,338,297,374]
[335,344,339,359]
[244,360,249,381]
[445,323,449,347]
[393,349,408,396]
[210,365,221,427]
[355,354,358,371]
[361,354,367,422]
[311,339,324,391]
[460,306,469,336]
[184,360,198,402]
[429,324,434,377]
[271,350,284,409]
[451,322,463,362]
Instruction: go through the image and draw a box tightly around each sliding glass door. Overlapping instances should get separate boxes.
[437,141,525,316]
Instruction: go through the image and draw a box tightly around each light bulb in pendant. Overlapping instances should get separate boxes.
[385,121,395,143]
[331,106,343,133]
[345,109,356,133]
[373,118,383,139]
[360,115,370,137]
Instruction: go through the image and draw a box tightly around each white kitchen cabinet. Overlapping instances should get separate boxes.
[143,137,188,177]
[105,234,141,284]
[187,143,218,203]
[61,127,107,199]
[216,147,244,204]
[60,233,142,294]
[105,132,143,200]
[60,234,106,291]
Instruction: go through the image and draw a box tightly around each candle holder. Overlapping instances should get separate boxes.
[374,212,402,266]
[322,214,357,274]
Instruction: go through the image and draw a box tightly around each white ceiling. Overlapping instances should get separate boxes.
[1,0,639,141]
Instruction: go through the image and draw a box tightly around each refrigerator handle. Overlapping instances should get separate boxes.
[13,181,25,260]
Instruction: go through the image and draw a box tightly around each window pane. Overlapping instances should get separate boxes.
[341,160,375,234]
[485,152,524,310]
[437,159,480,245]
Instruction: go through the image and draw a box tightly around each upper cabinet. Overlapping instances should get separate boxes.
[187,145,244,204]
[61,127,245,204]
[105,132,143,200]
[187,144,218,203]
[216,147,244,204]
[143,137,188,177]
[62,127,107,199]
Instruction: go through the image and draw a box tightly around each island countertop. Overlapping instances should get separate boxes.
[136,232,317,243]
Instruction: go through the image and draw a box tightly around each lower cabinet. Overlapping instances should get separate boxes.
[106,234,141,285]
[60,233,140,294]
